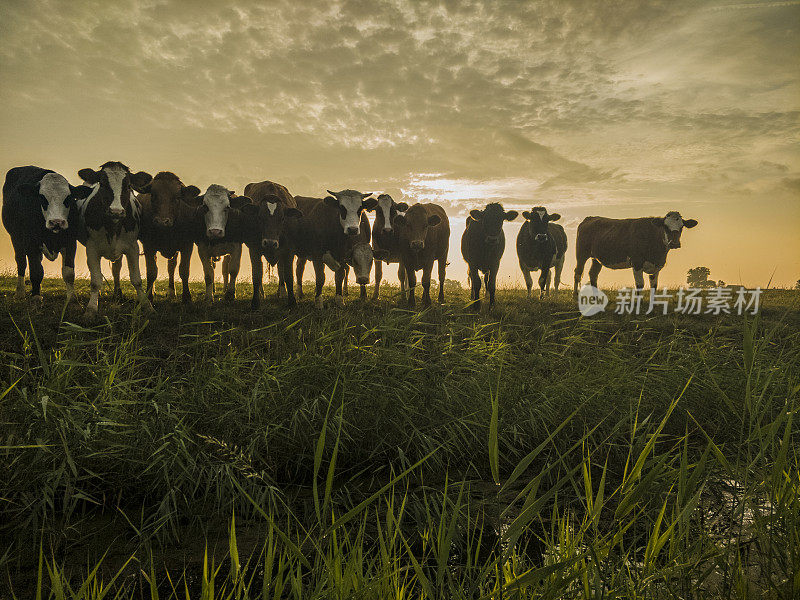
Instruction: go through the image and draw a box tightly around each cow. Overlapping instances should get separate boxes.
[75,162,153,317]
[136,172,200,304]
[461,203,518,310]
[369,193,409,301]
[192,184,252,303]
[2,166,94,304]
[517,207,567,299]
[573,212,698,295]
[393,203,450,308]
[292,193,382,308]
[241,180,302,309]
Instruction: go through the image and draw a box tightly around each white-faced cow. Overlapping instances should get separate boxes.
[517,207,567,299]
[292,193,383,308]
[573,211,698,295]
[76,162,153,318]
[2,166,94,304]
[461,203,518,310]
[241,180,302,309]
[393,203,450,308]
[193,184,252,304]
[368,193,409,300]
[136,172,200,304]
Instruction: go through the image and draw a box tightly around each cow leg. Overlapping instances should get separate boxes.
[553,254,564,292]
[398,262,407,302]
[226,246,241,301]
[313,259,326,309]
[649,270,659,291]
[62,239,76,304]
[406,265,417,308]
[521,264,534,299]
[198,245,215,304]
[372,259,382,300]
[588,259,602,289]
[126,245,153,313]
[222,255,230,296]
[279,251,296,308]
[111,257,123,302]
[342,265,349,297]
[85,244,102,318]
[437,256,446,303]
[276,262,287,299]
[166,255,177,300]
[179,246,192,304]
[296,257,306,299]
[544,269,552,298]
[538,267,549,300]
[27,248,44,305]
[574,256,589,298]
[469,264,481,311]
[421,263,433,307]
[13,243,27,299]
[632,267,645,291]
[249,246,262,310]
[144,250,158,303]
[488,268,499,309]
[334,267,346,307]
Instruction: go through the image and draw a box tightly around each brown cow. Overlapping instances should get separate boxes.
[573,211,698,295]
[136,172,200,303]
[241,180,302,309]
[292,194,382,307]
[393,203,450,308]
[369,193,409,300]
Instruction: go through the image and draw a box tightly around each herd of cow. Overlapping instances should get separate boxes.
[2,162,699,317]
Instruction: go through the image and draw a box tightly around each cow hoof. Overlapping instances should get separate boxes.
[112,290,123,303]
[14,289,26,301]
[83,308,98,322]
[167,290,176,301]
[182,292,192,304]
[224,291,235,302]
[315,297,324,309]
[30,295,44,308]
[204,296,214,305]
[334,295,344,308]
[277,286,287,299]
[297,290,304,299]
[140,301,155,314]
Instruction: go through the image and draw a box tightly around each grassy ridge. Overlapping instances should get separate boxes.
[1,277,798,598]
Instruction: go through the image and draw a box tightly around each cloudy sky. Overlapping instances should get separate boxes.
[1,0,798,288]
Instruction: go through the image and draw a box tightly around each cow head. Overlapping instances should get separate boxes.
[78,161,152,221]
[469,203,518,245]
[142,172,200,228]
[325,189,377,236]
[240,194,302,250]
[662,211,698,249]
[195,184,242,239]
[522,207,560,243]
[370,193,409,233]
[23,172,94,232]
[394,204,440,251]
[346,241,377,286]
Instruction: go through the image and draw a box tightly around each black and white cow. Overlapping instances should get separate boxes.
[2,166,94,304]
[516,207,568,299]
[75,161,153,317]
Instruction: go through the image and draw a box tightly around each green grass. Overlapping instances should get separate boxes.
[1,276,798,598]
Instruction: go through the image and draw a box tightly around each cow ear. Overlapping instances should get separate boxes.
[70,184,94,201]
[181,185,200,200]
[362,197,378,210]
[395,202,408,212]
[130,171,153,192]
[505,210,518,221]
[393,214,407,227]
[427,214,441,226]
[326,189,339,198]
[360,192,373,200]
[469,209,482,221]
[139,183,152,194]
[373,249,389,261]
[78,168,100,184]
[19,182,40,195]
[522,211,531,220]
[286,207,302,218]
[548,213,561,222]
[324,195,339,208]
[229,195,252,209]
[683,218,698,228]
[241,203,258,216]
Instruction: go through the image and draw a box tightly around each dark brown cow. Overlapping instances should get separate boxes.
[517,207,567,299]
[241,180,302,309]
[292,194,381,307]
[136,172,200,303]
[574,211,698,295]
[393,203,450,308]
[369,193,409,300]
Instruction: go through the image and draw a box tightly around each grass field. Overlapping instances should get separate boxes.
[1,275,798,599]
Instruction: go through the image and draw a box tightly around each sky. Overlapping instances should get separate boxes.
[1,0,798,289]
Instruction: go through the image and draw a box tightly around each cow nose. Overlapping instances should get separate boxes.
[382,227,392,234]
[535,234,547,242]
[109,208,125,218]
[156,217,173,227]
[486,235,500,245]
[207,228,224,239]
[262,238,279,249]
[411,240,424,250]
[346,226,359,236]
[47,219,67,230]
[356,276,369,285]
